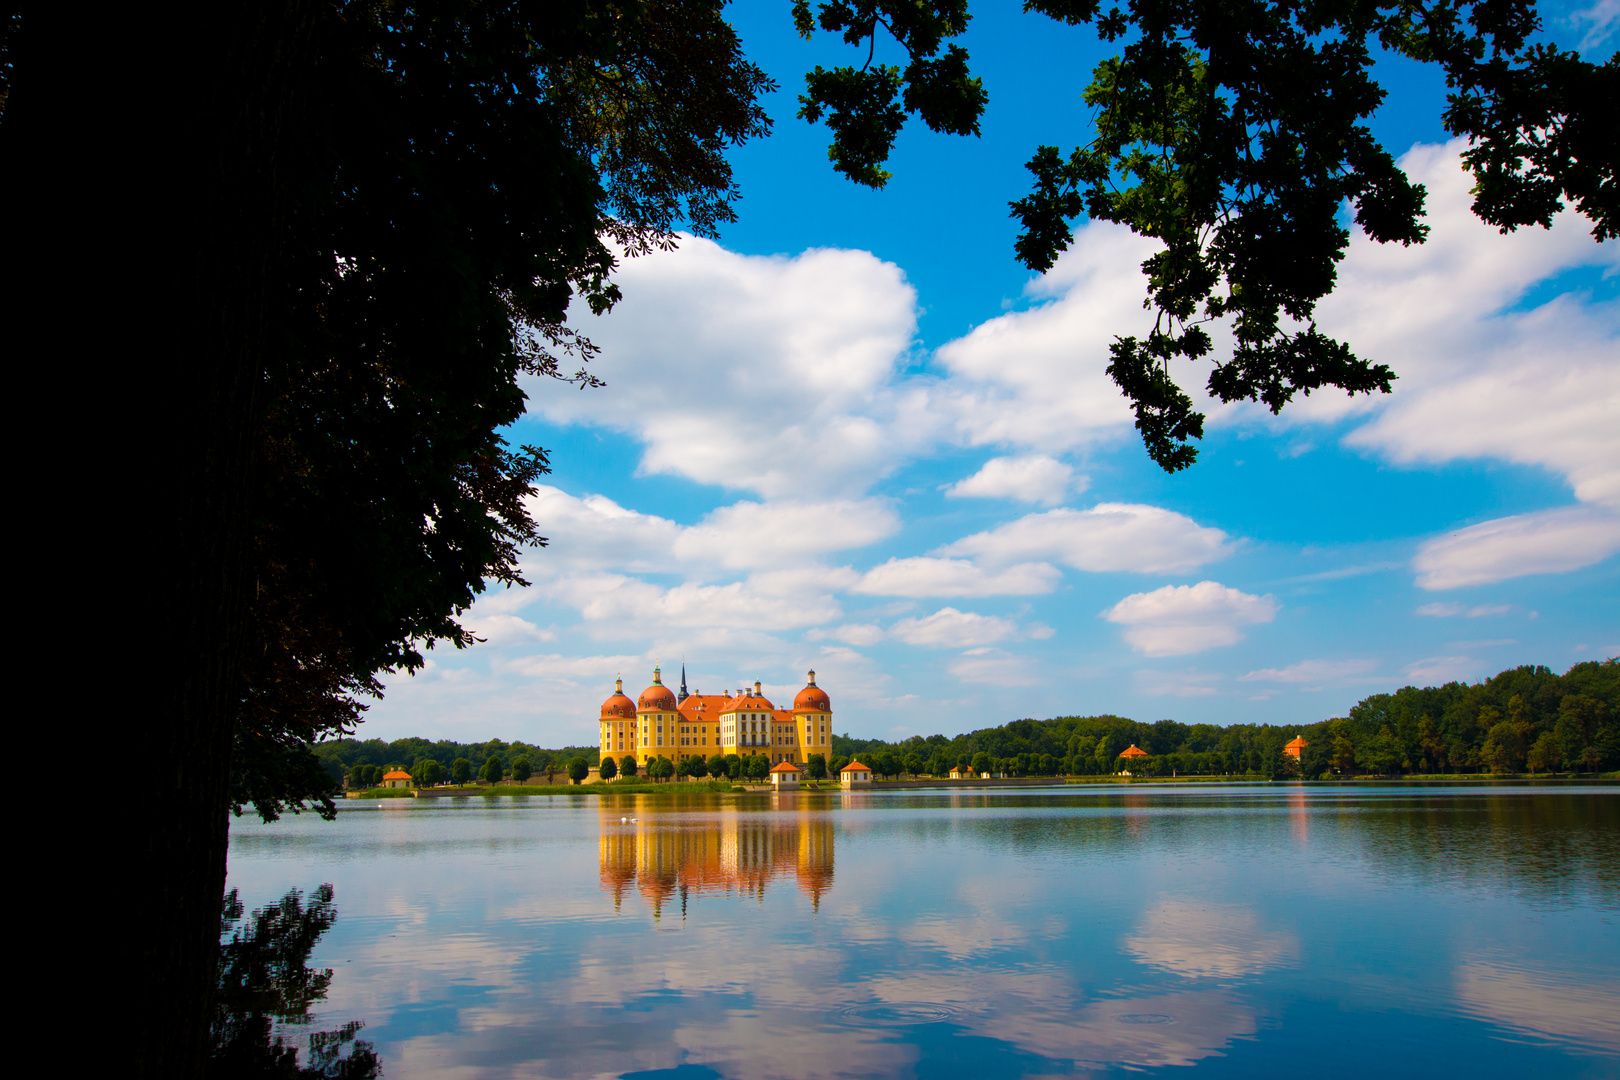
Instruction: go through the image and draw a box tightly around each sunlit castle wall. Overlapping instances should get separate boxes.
[598,676,637,766]
[792,669,833,763]
[635,667,680,765]
[599,668,833,769]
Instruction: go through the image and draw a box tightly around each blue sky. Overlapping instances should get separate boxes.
[365,0,1619,746]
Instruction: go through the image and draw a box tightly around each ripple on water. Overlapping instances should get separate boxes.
[836,1002,960,1026]
[1115,1013,1175,1025]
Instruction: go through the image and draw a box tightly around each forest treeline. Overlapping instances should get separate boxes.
[313,737,598,788]
[836,660,1619,780]
[315,660,1617,786]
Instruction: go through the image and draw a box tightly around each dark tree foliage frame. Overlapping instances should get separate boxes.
[794,0,1618,469]
[235,0,773,824]
[3,2,768,1077]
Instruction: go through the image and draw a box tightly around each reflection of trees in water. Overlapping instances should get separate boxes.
[871,791,1620,899]
[209,885,380,1079]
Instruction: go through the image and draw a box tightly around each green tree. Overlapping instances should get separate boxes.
[903,752,923,777]
[620,755,639,779]
[1526,732,1559,775]
[412,758,443,788]
[480,755,505,784]
[707,753,728,779]
[451,758,473,786]
[970,751,990,774]
[1557,694,1609,771]
[1331,736,1357,776]
[567,758,590,785]
[1482,721,1526,774]
[796,0,1617,470]
[686,756,708,779]
[747,755,769,780]
[807,754,827,780]
[1095,732,1126,771]
[674,755,692,780]
[510,756,532,783]
[724,754,742,779]
[649,756,675,781]
[598,756,618,782]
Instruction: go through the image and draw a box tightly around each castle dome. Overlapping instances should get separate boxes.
[639,666,678,711]
[794,669,830,711]
[600,676,637,720]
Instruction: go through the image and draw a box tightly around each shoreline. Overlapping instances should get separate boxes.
[345,773,1618,799]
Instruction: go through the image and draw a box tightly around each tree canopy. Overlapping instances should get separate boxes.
[829,658,1618,778]
[220,0,773,823]
[795,0,1617,469]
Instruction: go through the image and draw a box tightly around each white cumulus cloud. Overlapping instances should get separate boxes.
[1103,582,1279,657]
[1412,506,1620,590]
[927,223,1151,452]
[948,648,1041,686]
[526,485,898,572]
[942,503,1232,574]
[1304,142,1620,510]
[889,607,1020,648]
[536,237,925,498]
[1414,602,1513,617]
[854,557,1061,597]
[944,454,1081,506]
[807,623,886,646]
[1239,658,1380,687]
[672,497,899,568]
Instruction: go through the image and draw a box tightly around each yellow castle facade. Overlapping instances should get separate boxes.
[598,665,833,768]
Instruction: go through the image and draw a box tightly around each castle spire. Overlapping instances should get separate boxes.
[679,660,689,704]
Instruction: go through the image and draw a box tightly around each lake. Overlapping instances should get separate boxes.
[224,784,1620,1079]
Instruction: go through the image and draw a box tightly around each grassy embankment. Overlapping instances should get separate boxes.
[1058,771,1620,783]
[484,780,745,795]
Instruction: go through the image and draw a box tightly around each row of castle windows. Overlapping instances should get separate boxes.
[603,713,830,750]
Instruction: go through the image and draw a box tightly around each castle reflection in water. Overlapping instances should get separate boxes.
[597,795,835,921]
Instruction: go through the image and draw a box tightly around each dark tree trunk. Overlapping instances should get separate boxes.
[3,3,315,1076]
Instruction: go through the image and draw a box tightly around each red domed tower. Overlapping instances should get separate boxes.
[794,669,832,760]
[637,666,678,764]
[599,676,637,766]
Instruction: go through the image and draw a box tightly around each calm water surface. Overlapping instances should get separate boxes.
[226,785,1620,1079]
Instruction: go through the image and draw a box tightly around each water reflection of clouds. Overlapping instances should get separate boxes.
[1123,899,1298,979]
[979,985,1256,1069]
[228,791,1620,1078]
[850,967,1257,1070]
[1455,955,1620,1055]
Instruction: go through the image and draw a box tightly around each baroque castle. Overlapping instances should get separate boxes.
[598,665,833,769]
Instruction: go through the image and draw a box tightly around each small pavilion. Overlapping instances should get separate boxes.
[1119,745,1149,760]
[381,769,413,789]
[1284,736,1310,760]
[840,761,872,787]
[769,760,803,788]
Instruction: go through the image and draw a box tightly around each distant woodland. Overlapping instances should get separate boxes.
[314,659,1617,787]
[833,659,1619,780]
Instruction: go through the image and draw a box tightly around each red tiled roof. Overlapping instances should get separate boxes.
[770,761,802,773]
[841,761,871,773]
[1119,745,1149,758]
[382,770,412,780]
